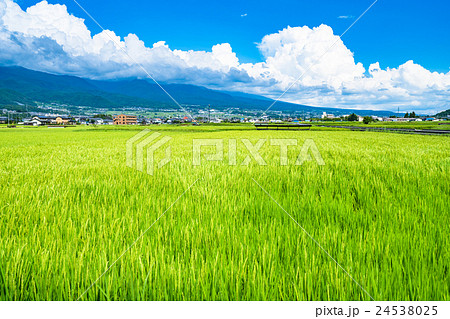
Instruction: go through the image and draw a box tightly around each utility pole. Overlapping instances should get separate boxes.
[208,104,211,123]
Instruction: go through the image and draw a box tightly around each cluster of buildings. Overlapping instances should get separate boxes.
[321,112,439,122]
[19,114,206,126]
[21,115,76,126]
[19,114,137,126]
[3,112,444,126]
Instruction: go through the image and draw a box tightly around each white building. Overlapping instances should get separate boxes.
[322,112,336,119]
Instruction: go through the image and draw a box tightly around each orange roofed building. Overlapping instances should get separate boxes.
[113,114,138,125]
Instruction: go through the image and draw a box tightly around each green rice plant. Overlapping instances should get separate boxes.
[0,125,448,300]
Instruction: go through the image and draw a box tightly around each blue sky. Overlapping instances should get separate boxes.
[1,0,449,112]
[17,0,450,72]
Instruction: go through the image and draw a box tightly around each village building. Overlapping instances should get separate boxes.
[113,114,138,125]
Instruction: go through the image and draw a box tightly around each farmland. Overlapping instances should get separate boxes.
[0,125,449,301]
[314,121,450,130]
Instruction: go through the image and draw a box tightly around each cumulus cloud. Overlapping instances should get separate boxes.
[0,0,449,113]
[255,25,366,89]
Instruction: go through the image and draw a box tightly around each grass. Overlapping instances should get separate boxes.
[313,121,450,130]
[0,125,449,301]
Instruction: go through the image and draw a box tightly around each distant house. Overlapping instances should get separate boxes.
[91,118,104,125]
[27,118,44,126]
[102,119,114,125]
[113,114,137,125]
[322,112,336,119]
[74,116,89,124]
[0,116,7,124]
[55,116,72,125]
[30,116,55,125]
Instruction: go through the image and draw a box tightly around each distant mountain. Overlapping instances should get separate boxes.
[0,88,34,105]
[435,109,450,118]
[0,66,162,108]
[0,66,396,116]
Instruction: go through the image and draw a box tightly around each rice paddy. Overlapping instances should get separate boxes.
[0,125,449,301]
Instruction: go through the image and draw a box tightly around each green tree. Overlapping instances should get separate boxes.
[348,113,358,121]
[404,112,409,118]
[363,116,372,124]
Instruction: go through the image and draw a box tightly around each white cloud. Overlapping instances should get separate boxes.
[338,15,354,19]
[254,25,366,89]
[0,0,449,113]
[241,13,247,18]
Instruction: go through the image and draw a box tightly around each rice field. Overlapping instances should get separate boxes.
[314,121,450,130]
[0,125,449,301]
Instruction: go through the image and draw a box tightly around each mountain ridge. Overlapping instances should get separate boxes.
[0,66,396,116]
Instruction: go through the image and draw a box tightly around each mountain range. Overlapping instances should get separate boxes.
[0,66,396,116]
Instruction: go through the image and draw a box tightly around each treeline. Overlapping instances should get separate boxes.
[404,112,418,118]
